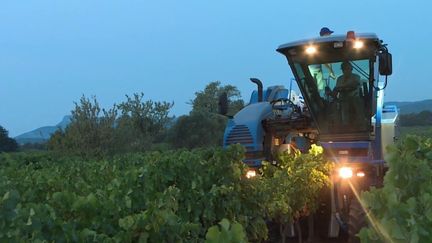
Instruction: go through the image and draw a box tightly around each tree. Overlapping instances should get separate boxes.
[167,81,244,149]
[48,95,117,157]
[399,110,432,126]
[191,81,244,114]
[115,93,173,152]
[20,142,47,151]
[48,93,174,156]
[168,111,227,149]
[0,126,18,152]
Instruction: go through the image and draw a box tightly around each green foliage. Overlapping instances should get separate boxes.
[205,218,247,243]
[0,144,332,242]
[0,145,260,242]
[167,111,227,149]
[19,142,47,151]
[167,81,244,149]
[399,110,432,127]
[399,125,432,139]
[359,136,432,243]
[0,125,18,152]
[48,82,245,153]
[115,93,173,153]
[261,145,332,222]
[258,145,333,241]
[47,95,117,157]
[191,81,244,114]
[48,94,173,156]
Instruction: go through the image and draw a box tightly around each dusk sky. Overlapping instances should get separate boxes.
[1,0,431,136]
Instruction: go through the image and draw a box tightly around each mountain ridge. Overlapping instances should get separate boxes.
[14,116,71,145]
[386,99,432,114]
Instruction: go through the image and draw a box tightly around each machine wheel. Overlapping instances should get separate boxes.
[347,198,366,243]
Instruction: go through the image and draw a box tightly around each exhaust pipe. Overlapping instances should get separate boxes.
[250,78,263,102]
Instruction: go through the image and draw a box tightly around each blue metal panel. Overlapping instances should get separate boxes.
[249,89,272,104]
[223,102,273,166]
[320,141,374,164]
[374,88,384,161]
[383,105,397,113]
[320,141,370,149]
[249,86,289,104]
[273,89,289,101]
[244,159,265,167]
[225,85,290,167]
[223,102,272,150]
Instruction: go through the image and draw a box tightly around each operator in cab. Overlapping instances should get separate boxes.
[326,61,365,127]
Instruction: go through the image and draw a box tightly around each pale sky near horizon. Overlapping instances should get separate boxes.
[1,0,431,136]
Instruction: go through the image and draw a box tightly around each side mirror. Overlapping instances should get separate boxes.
[218,92,228,115]
[379,52,392,76]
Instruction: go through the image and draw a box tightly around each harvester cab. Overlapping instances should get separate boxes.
[277,31,393,142]
[275,32,398,239]
[276,31,397,185]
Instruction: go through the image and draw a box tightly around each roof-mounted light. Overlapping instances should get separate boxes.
[353,40,364,49]
[305,45,317,55]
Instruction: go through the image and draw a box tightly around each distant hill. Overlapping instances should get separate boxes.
[385,99,432,114]
[14,116,71,145]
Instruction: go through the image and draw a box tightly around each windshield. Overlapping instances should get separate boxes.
[294,59,373,137]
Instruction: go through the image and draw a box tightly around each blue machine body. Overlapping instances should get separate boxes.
[221,32,397,239]
[223,86,289,167]
[222,80,397,168]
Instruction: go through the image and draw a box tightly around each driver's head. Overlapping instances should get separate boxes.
[341,61,353,73]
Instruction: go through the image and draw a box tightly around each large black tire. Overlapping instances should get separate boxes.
[348,199,367,243]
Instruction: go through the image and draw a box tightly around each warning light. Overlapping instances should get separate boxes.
[346,31,356,40]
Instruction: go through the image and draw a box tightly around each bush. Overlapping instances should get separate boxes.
[0,145,332,242]
[359,136,432,242]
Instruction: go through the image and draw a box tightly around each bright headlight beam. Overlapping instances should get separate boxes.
[305,46,317,55]
[246,169,257,179]
[339,167,353,179]
[353,40,364,49]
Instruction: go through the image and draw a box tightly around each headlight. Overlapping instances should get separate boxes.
[353,40,364,49]
[339,167,353,179]
[305,45,317,55]
[246,169,257,179]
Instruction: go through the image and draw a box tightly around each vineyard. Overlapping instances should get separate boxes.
[0,145,331,242]
[359,135,432,242]
[1,136,431,242]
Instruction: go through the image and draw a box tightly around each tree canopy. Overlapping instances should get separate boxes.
[399,110,432,126]
[167,81,244,149]
[0,126,18,152]
[48,94,173,157]
[191,81,244,115]
[48,81,244,155]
